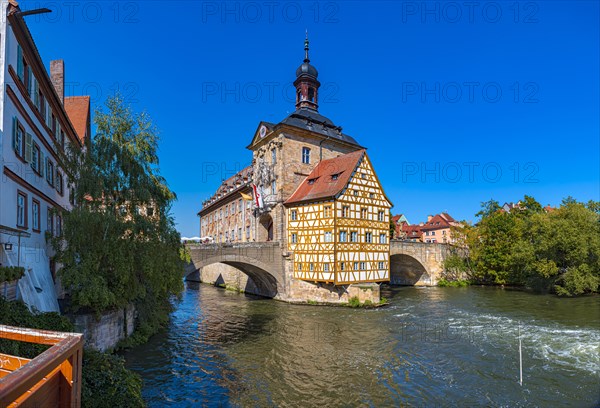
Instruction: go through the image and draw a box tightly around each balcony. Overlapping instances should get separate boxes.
[0,325,83,407]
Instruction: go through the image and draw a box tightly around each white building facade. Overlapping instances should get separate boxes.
[0,1,89,312]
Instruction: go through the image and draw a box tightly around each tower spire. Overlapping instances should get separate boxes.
[304,30,310,63]
[294,32,320,111]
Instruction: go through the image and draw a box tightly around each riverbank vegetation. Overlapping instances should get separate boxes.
[0,298,144,407]
[443,196,599,296]
[50,94,185,344]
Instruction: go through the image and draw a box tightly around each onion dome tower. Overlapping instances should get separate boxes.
[294,32,321,111]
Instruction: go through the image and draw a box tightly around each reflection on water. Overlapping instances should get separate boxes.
[124,283,600,407]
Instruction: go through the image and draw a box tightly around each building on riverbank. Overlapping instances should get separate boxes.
[0,1,90,312]
[196,35,392,298]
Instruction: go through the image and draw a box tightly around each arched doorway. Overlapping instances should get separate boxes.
[389,254,430,285]
[258,214,274,242]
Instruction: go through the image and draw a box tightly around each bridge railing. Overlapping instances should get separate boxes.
[0,325,83,407]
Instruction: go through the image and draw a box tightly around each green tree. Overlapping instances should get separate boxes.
[51,94,184,341]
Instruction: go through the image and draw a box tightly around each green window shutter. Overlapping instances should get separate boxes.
[40,151,45,178]
[12,117,18,151]
[17,45,23,80]
[26,67,32,95]
[25,133,33,163]
[45,156,50,183]
[33,80,39,108]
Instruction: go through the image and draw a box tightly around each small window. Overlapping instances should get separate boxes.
[378,211,384,222]
[302,147,311,164]
[378,261,385,270]
[47,208,54,235]
[298,263,302,271]
[361,173,366,179]
[339,230,347,243]
[370,193,375,199]
[361,208,367,219]
[365,232,373,243]
[17,192,27,228]
[323,206,332,217]
[271,180,277,195]
[380,233,387,244]
[324,231,333,242]
[340,262,345,271]
[360,262,366,270]
[46,160,55,186]
[271,148,276,164]
[324,263,330,272]
[310,263,315,272]
[342,206,349,217]
[32,199,40,231]
[291,233,298,244]
[291,210,298,221]
[353,190,359,197]
[307,178,317,185]
[353,262,359,270]
[31,143,41,174]
[147,207,154,217]
[350,231,358,242]
[331,173,340,181]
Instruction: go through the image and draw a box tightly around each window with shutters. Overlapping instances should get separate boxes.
[13,119,25,158]
[56,171,64,195]
[47,208,54,235]
[31,143,41,175]
[17,191,27,228]
[31,199,40,232]
[46,159,55,186]
[32,199,40,231]
[39,91,46,117]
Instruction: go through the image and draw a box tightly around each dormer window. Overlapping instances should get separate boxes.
[307,177,318,185]
[331,173,341,181]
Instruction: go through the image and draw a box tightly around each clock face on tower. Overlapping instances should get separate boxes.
[259,125,267,138]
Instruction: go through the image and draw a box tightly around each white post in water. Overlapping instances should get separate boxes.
[518,321,523,386]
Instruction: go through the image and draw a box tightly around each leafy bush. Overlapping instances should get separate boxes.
[438,278,470,288]
[81,349,144,408]
[347,296,361,307]
[0,266,25,283]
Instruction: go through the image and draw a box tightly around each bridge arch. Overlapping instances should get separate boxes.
[389,254,432,286]
[186,249,284,298]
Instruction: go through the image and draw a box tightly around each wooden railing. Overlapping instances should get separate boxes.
[0,325,83,407]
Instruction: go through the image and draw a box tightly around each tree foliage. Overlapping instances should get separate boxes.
[452,195,600,296]
[51,95,184,336]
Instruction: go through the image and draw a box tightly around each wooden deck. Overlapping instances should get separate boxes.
[0,325,83,407]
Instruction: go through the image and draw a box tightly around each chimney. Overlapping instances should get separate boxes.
[50,60,64,104]
[427,215,433,222]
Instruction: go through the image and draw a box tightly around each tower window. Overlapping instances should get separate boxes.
[302,147,311,164]
[308,87,315,102]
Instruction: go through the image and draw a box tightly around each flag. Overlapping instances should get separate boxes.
[252,184,264,209]
[240,192,253,201]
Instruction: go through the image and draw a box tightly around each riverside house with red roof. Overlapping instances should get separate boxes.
[0,1,90,312]
[421,213,461,243]
[285,150,392,285]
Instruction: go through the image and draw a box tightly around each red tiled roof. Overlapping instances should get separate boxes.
[392,214,404,223]
[64,96,90,144]
[284,150,366,205]
[421,213,454,230]
[401,223,423,238]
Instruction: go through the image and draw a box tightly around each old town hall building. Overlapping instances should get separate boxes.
[199,36,392,286]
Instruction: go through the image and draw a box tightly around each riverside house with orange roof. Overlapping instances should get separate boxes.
[0,1,90,312]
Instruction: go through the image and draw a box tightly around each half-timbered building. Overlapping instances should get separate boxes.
[285,150,392,285]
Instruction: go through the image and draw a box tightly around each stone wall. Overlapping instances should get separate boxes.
[70,305,135,352]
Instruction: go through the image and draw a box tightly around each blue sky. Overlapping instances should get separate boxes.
[24,0,599,236]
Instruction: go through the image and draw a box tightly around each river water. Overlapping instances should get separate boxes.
[124,283,600,407]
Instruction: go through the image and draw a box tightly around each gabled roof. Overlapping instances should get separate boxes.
[421,213,456,230]
[64,96,90,144]
[284,150,366,205]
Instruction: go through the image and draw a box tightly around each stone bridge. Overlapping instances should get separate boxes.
[389,240,449,286]
[186,240,450,301]
[186,242,286,298]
